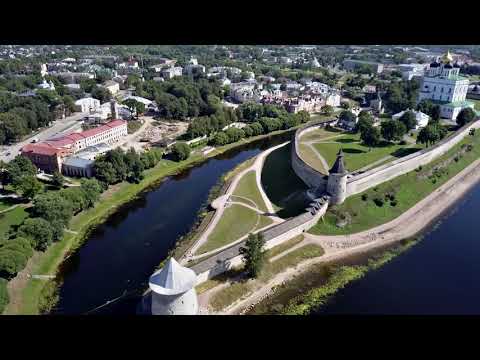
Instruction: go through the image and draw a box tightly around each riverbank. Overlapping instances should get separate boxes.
[3,127,298,315]
[205,154,480,314]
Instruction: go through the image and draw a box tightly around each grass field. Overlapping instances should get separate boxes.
[299,127,342,143]
[261,144,309,218]
[0,206,29,240]
[309,131,480,235]
[232,171,268,213]
[310,113,336,123]
[467,98,480,111]
[196,204,269,255]
[312,134,420,172]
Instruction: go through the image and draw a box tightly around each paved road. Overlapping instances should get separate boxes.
[0,111,88,163]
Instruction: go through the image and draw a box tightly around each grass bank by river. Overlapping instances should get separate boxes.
[4,127,297,315]
[248,237,419,315]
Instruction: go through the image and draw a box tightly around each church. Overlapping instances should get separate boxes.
[417,51,475,120]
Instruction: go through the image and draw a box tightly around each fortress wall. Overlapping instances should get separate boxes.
[346,119,480,196]
[291,121,331,190]
[195,201,329,285]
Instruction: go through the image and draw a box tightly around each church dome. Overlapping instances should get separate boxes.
[444,63,453,69]
[429,60,440,68]
[441,50,453,64]
[453,62,461,68]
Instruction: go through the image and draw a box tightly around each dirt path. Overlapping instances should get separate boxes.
[208,157,480,315]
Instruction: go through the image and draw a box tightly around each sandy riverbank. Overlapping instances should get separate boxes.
[215,157,480,315]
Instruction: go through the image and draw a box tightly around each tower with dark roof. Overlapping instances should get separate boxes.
[327,149,348,204]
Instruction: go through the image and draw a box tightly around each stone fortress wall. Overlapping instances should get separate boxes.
[291,120,333,191]
[292,118,480,200]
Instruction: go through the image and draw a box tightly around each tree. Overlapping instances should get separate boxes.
[321,104,334,116]
[239,233,266,278]
[18,218,54,251]
[417,123,447,147]
[59,187,88,214]
[225,127,245,143]
[381,119,407,142]
[355,111,374,133]
[0,238,33,278]
[4,155,36,186]
[360,124,381,148]
[51,171,65,188]
[212,131,229,146]
[80,178,103,207]
[32,192,73,232]
[399,111,417,131]
[340,101,351,110]
[431,105,441,122]
[93,160,117,185]
[296,110,310,124]
[456,108,476,127]
[17,175,42,200]
[171,142,191,161]
[91,86,111,103]
[339,110,356,124]
[123,99,145,119]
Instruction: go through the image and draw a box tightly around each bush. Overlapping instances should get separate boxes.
[399,140,407,145]
[361,194,368,201]
[18,218,54,251]
[171,142,191,161]
[373,197,384,207]
[0,249,30,279]
[390,200,398,207]
[0,278,8,314]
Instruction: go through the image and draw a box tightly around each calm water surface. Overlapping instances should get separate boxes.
[316,183,480,315]
[52,133,292,315]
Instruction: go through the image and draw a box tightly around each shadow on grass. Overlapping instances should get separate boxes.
[336,138,356,144]
[342,148,364,154]
[391,147,421,158]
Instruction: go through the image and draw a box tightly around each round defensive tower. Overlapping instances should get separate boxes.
[148,257,198,315]
[326,149,348,205]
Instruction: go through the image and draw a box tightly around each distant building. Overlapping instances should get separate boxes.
[102,80,120,95]
[37,79,55,91]
[418,51,476,120]
[161,66,183,79]
[75,97,101,113]
[392,109,429,129]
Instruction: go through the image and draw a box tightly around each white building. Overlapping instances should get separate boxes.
[325,92,341,107]
[75,97,101,113]
[37,79,55,91]
[102,80,120,95]
[392,109,430,129]
[418,51,474,120]
[311,57,321,68]
[161,66,183,79]
[147,258,198,315]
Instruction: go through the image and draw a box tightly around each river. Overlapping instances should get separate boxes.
[51,132,292,315]
[315,182,480,315]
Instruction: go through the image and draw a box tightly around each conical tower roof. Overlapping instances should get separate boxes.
[149,258,197,296]
[441,50,453,64]
[329,149,347,174]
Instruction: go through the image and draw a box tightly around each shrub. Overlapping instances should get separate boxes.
[373,197,384,207]
[454,156,460,162]
[390,200,398,207]
[0,278,8,314]
[466,144,474,152]
[18,218,54,251]
[399,140,407,145]
[0,249,30,279]
[361,193,368,201]
[171,142,191,161]
[415,166,423,172]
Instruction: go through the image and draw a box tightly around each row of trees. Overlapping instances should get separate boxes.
[185,107,238,139]
[93,147,164,185]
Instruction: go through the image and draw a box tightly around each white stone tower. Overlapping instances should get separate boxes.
[327,149,348,205]
[148,257,198,315]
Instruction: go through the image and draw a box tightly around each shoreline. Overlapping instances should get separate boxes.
[215,156,480,315]
[4,127,297,315]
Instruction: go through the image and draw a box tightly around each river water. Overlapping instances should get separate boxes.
[51,132,293,315]
[316,182,480,315]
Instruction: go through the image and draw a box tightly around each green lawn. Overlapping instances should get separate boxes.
[310,113,336,123]
[312,134,420,172]
[0,206,29,240]
[261,144,310,218]
[299,127,342,143]
[310,131,480,235]
[298,143,328,174]
[467,98,480,111]
[197,204,263,254]
[232,171,268,213]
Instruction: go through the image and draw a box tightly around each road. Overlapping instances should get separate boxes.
[0,111,88,163]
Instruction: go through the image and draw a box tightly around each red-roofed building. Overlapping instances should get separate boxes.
[21,119,128,173]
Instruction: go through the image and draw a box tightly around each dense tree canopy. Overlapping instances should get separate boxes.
[381,119,407,142]
[456,108,476,127]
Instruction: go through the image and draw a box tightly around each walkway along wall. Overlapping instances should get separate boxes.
[193,200,329,285]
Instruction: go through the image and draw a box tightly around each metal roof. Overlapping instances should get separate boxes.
[149,258,197,296]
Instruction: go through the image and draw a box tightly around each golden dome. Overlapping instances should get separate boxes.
[441,50,453,64]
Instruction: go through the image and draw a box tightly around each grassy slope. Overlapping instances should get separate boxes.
[261,143,309,218]
[0,206,28,240]
[232,171,268,213]
[209,242,324,312]
[313,134,418,172]
[310,131,480,235]
[196,204,259,255]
